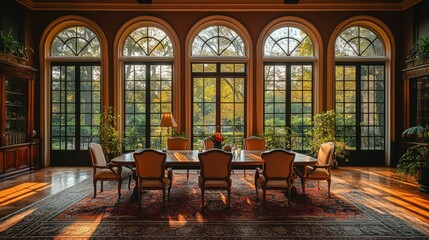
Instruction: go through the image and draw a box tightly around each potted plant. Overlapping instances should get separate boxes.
[0,29,33,64]
[397,126,429,193]
[99,106,122,161]
[406,37,429,67]
[307,110,349,166]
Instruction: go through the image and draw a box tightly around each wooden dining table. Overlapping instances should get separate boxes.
[111,149,317,201]
[111,149,318,169]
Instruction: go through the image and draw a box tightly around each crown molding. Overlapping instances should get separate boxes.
[16,0,421,12]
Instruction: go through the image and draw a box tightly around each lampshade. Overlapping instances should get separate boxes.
[160,113,177,128]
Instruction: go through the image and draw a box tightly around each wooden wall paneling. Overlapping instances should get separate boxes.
[4,148,17,173]
[17,146,30,169]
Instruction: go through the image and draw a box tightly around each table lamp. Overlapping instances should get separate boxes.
[160,112,177,148]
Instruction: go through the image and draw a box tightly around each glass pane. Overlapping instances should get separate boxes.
[191,25,245,57]
[264,26,314,57]
[335,26,385,57]
[123,26,173,57]
[52,26,100,57]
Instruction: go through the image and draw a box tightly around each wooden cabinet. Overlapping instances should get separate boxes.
[0,60,39,179]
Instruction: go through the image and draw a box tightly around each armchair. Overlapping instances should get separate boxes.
[88,143,132,199]
[300,142,335,197]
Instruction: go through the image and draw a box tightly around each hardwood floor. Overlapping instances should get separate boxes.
[332,167,429,224]
[0,166,428,224]
[0,167,92,218]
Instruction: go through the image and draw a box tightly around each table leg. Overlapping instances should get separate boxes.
[130,170,139,202]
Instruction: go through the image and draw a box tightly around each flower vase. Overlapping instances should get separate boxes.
[213,142,222,149]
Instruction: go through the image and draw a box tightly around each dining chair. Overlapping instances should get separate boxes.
[254,149,295,207]
[88,142,132,199]
[244,136,266,151]
[167,137,191,179]
[133,149,173,208]
[198,149,233,211]
[300,142,335,197]
[242,136,266,177]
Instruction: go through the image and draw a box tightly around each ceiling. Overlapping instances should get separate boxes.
[16,0,421,11]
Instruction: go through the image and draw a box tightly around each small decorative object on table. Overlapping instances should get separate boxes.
[210,131,224,149]
[223,145,231,152]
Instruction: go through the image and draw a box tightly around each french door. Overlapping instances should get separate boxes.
[50,63,101,166]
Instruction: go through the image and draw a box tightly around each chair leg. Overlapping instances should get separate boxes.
[287,187,291,207]
[118,180,122,199]
[327,179,331,198]
[255,186,259,200]
[243,169,246,178]
[187,170,189,180]
[201,188,205,211]
[263,187,266,205]
[101,181,104,192]
[138,180,142,208]
[317,181,320,190]
[128,175,131,190]
[93,180,97,198]
[301,179,306,195]
[162,189,166,208]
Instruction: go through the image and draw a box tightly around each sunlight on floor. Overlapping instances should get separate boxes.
[220,192,227,204]
[58,214,102,237]
[0,208,35,232]
[168,214,187,227]
[386,196,429,220]
[0,183,50,207]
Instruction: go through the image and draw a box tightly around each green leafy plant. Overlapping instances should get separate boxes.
[172,129,188,138]
[402,125,429,143]
[0,29,16,55]
[260,127,294,150]
[99,106,122,160]
[307,110,349,164]
[0,29,33,59]
[407,37,429,64]
[396,145,429,179]
[124,126,144,151]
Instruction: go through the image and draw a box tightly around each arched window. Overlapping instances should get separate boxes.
[190,22,248,149]
[191,26,245,57]
[335,26,384,57]
[51,26,100,57]
[123,26,173,57]
[335,26,386,151]
[122,25,174,150]
[263,26,314,150]
[49,26,102,165]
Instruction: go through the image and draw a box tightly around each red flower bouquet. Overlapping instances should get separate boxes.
[210,132,224,149]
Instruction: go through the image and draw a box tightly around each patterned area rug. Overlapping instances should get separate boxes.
[1,171,429,239]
